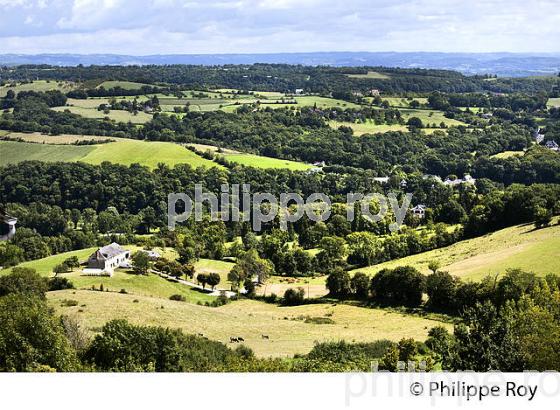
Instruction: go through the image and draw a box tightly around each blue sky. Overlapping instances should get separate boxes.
[0,0,558,54]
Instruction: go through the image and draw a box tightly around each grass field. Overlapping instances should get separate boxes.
[399,108,467,127]
[96,80,153,90]
[364,97,428,108]
[223,153,312,170]
[329,120,408,135]
[193,258,235,287]
[187,143,312,170]
[345,71,391,79]
[491,150,525,159]
[52,105,153,124]
[351,220,560,281]
[2,132,114,144]
[0,247,98,276]
[48,290,448,357]
[0,140,95,165]
[259,275,329,298]
[0,80,75,97]
[0,138,220,169]
[547,97,560,108]
[220,95,361,112]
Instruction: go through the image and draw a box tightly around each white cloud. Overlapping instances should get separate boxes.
[0,0,558,54]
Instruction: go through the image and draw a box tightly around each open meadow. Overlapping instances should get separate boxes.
[48,289,449,357]
[0,80,76,97]
[187,143,312,170]
[52,105,153,124]
[0,135,220,169]
[351,220,560,281]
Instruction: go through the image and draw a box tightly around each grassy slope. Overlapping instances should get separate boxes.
[193,258,234,286]
[187,142,311,170]
[2,132,114,144]
[329,120,408,135]
[0,141,94,165]
[48,289,448,357]
[0,80,75,97]
[491,150,525,159]
[96,80,152,90]
[547,97,560,108]
[0,138,220,169]
[399,108,467,127]
[52,106,153,124]
[351,221,560,281]
[222,153,312,171]
[80,139,220,169]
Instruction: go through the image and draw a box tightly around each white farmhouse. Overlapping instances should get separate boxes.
[83,242,131,276]
[411,204,427,219]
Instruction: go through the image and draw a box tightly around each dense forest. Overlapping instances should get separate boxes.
[2,64,559,94]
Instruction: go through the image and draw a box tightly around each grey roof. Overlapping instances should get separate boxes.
[98,242,127,259]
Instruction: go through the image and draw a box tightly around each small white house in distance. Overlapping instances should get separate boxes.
[295,88,304,95]
[545,140,559,152]
[373,176,390,184]
[83,242,131,276]
[0,209,17,241]
[411,204,426,219]
[141,250,161,260]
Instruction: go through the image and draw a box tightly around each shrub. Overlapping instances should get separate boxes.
[0,267,48,299]
[169,294,186,302]
[282,287,305,306]
[304,316,335,324]
[370,266,425,307]
[48,277,75,291]
[326,268,351,299]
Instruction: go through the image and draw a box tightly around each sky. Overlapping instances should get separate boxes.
[0,0,558,55]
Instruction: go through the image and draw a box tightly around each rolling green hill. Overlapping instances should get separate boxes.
[0,138,221,169]
[351,220,560,281]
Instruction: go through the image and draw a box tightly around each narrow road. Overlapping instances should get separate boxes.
[152,269,236,298]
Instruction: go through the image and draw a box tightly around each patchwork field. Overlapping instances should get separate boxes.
[48,289,448,357]
[0,80,75,97]
[0,137,220,169]
[351,221,560,281]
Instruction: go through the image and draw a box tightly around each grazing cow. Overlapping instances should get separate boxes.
[261,334,269,339]
[230,337,239,343]
[237,337,245,342]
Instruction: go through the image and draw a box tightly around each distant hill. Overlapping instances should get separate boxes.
[1,52,559,77]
